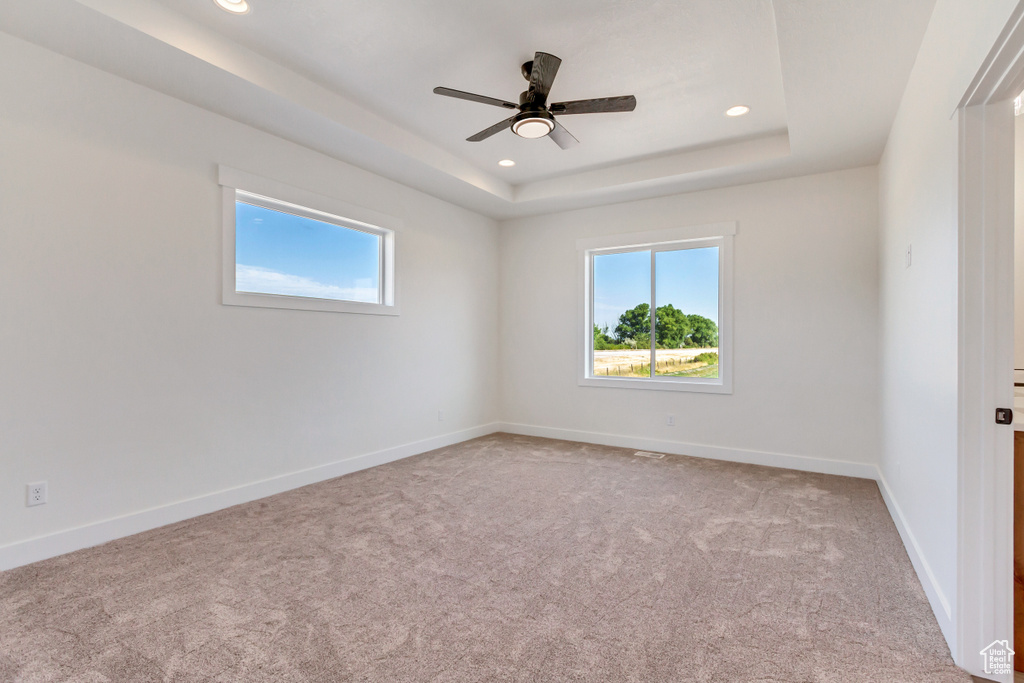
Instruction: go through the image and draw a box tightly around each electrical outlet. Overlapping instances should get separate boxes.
[666,415,675,426]
[27,482,47,507]
[438,409,444,422]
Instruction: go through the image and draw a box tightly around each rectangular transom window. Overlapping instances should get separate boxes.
[579,223,734,393]
[220,167,397,315]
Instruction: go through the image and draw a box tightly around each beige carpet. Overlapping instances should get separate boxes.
[1,433,969,682]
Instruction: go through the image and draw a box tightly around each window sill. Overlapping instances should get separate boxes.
[578,376,732,394]
[223,290,399,316]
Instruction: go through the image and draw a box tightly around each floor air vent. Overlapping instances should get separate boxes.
[634,451,666,459]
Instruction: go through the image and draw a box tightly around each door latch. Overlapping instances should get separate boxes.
[996,407,1014,425]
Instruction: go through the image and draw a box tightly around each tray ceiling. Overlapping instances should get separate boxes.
[0,0,937,218]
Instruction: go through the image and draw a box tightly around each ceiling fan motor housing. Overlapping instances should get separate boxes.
[519,89,545,109]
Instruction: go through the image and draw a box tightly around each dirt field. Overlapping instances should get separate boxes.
[593,348,718,378]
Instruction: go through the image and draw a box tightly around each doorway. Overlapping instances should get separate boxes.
[957,6,1024,680]
[1014,92,1024,680]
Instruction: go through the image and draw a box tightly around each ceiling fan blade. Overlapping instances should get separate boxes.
[467,116,516,142]
[548,120,579,149]
[529,52,561,101]
[550,95,637,115]
[433,87,518,110]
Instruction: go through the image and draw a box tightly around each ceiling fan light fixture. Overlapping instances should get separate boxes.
[512,116,555,139]
[214,0,250,14]
[725,105,750,117]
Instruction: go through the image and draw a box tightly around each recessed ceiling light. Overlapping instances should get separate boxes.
[498,159,516,167]
[725,105,750,117]
[214,0,250,14]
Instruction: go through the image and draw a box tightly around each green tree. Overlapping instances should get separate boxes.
[686,314,718,348]
[615,303,718,348]
[654,304,692,348]
[593,324,615,350]
[614,303,650,343]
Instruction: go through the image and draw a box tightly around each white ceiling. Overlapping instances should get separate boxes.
[157,0,790,186]
[0,0,937,218]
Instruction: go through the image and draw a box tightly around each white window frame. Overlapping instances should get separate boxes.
[578,222,735,394]
[219,165,399,315]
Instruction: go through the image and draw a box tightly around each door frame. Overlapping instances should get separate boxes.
[957,4,1024,678]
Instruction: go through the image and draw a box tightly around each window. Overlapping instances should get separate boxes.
[219,166,397,315]
[579,223,734,393]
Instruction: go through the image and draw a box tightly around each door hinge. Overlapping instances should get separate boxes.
[996,407,1014,425]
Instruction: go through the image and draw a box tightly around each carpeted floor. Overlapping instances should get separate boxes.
[1,433,969,682]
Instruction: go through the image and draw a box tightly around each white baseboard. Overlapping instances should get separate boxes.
[875,471,955,651]
[497,422,879,480]
[0,423,501,572]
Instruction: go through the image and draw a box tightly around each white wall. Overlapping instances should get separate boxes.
[499,167,880,474]
[877,0,1018,657]
[0,34,499,559]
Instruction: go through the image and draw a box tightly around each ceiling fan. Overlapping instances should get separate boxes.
[433,51,637,149]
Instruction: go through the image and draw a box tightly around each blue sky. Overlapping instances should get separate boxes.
[593,247,719,334]
[235,201,380,302]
